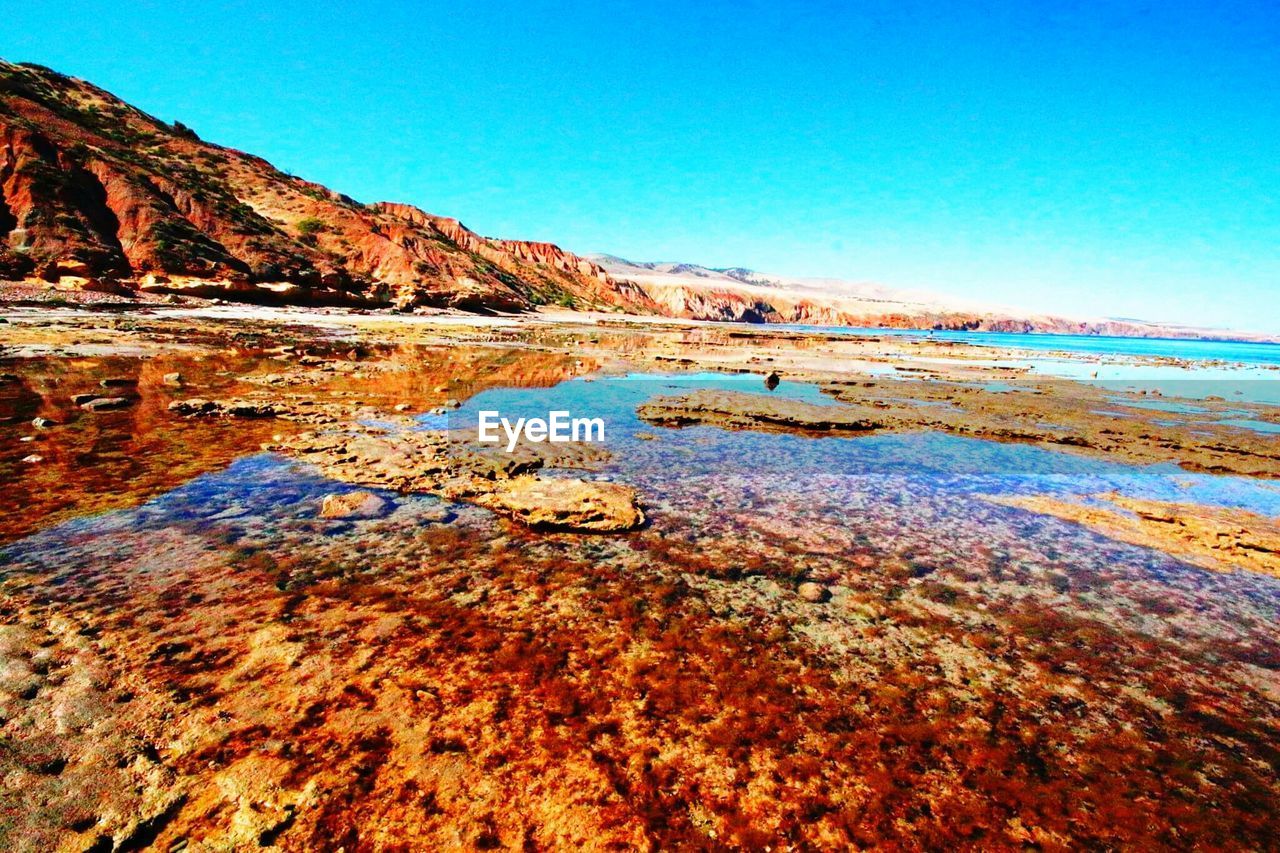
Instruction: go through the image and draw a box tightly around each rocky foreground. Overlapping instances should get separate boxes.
[2,305,1280,850]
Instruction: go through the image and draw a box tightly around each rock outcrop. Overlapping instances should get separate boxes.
[266,428,645,533]
[638,390,886,433]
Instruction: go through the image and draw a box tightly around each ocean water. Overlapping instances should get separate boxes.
[762,325,1280,403]
[772,325,1280,366]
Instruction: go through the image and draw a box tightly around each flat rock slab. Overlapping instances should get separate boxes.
[267,430,644,534]
[169,398,282,418]
[478,477,645,533]
[988,493,1280,578]
[80,396,132,411]
[638,390,884,433]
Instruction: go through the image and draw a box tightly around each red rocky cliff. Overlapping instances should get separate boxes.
[0,59,655,312]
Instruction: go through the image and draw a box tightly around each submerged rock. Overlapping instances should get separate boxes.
[319,491,390,519]
[80,396,132,411]
[797,582,831,603]
[988,493,1280,578]
[478,477,645,533]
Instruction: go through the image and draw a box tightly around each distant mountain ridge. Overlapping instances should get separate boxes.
[588,255,1280,342]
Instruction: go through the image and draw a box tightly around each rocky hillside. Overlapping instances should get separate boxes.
[0,59,655,311]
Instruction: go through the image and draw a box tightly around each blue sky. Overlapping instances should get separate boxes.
[3,1,1277,330]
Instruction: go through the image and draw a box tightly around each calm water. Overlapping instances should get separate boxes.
[755,325,1280,403]
[11,372,1278,571]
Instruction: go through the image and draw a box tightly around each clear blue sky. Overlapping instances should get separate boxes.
[3,1,1278,330]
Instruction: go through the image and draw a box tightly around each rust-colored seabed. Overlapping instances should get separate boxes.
[1,324,1278,851]
[4,496,1279,850]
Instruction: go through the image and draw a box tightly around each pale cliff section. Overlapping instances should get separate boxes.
[590,255,1274,339]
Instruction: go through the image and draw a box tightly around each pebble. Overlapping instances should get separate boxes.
[797,582,831,603]
[31,417,56,429]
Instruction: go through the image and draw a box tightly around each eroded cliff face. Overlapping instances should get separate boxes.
[633,276,1211,336]
[0,60,654,312]
[638,280,997,331]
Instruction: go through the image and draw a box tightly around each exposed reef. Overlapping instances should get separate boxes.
[264,428,644,533]
[638,384,1280,479]
[3,304,1280,849]
[987,494,1280,578]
